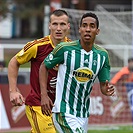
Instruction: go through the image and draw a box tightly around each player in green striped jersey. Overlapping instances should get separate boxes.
[39,12,115,133]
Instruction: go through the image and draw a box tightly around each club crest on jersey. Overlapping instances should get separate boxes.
[19,49,24,56]
[48,53,53,60]
[73,67,94,83]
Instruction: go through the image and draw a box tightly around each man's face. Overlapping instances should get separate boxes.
[79,17,99,45]
[49,14,70,41]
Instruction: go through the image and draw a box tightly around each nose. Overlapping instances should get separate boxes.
[57,25,61,30]
[86,26,90,32]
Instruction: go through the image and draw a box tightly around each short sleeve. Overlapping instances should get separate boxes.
[98,52,111,82]
[16,43,37,64]
[44,43,64,69]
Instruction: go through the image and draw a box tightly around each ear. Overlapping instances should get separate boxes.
[96,28,100,35]
[67,23,70,30]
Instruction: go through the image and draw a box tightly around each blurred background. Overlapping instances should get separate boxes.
[0,0,133,132]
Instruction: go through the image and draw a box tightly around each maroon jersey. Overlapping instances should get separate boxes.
[16,35,71,106]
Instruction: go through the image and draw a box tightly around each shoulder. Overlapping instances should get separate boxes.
[65,37,72,42]
[55,40,78,50]
[52,40,78,55]
[60,40,78,47]
[23,36,50,52]
[93,44,108,52]
[120,67,129,73]
[93,44,109,56]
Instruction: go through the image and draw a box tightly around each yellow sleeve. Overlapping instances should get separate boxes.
[16,42,37,64]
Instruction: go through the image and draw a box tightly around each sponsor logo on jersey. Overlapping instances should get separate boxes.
[73,67,94,83]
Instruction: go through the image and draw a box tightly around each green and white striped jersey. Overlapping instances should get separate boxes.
[44,40,110,118]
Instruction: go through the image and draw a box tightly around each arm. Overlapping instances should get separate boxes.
[39,62,54,116]
[39,44,64,115]
[8,56,25,106]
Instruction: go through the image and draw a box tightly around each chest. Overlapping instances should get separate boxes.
[64,49,104,73]
[33,44,53,63]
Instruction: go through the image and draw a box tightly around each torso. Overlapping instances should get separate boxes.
[16,35,71,106]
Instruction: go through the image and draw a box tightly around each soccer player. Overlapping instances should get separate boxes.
[8,9,71,133]
[39,12,115,132]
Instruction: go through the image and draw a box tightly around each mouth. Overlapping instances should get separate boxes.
[56,32,62,36]
[84,34,91,39]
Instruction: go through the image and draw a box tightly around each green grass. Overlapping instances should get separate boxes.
[88,129,133,133]
[5,125,133,133]
[88,125,133,133]
[6,130,133,133]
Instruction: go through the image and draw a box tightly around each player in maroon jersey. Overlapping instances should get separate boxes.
[8,9,71,133]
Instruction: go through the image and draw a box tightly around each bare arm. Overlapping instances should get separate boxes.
[8,56,25,106]
[100,80,115,96]
[39,62,54,116]
[8,56,19,92]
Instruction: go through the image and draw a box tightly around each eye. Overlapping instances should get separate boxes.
[90,23,96,28]
[82,23,87,27]
[61,23,66,26]
[52,22,58,26]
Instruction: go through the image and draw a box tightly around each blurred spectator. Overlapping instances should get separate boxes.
[111,57,133,86]
[0,61,6,71]
[109,58,133,117]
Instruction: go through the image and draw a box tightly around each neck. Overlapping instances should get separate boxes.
[53,39,61,46]
[50,35,65,46]
[80,40,93,52]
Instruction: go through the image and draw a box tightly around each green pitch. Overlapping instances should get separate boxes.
[88,125,133,133]
[88,130,133,133]
[6,130,133,133]
[5,125,133,133]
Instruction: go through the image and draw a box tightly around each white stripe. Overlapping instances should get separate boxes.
[74,84,80,116]
[76,50,85,117]
[95,54,101,75]
[84,81,93,115]
[53,65,65,112]
[52,52,68,112]
[52,113,64,133]
[89,51,93,68]
[80,49,85,67]
[65,50,75,113]
[102,56,106,68]
[80,50,88,117]
[69,50,79,115]
[83,52,93,116]
[80,83,87,117]
[74,50,85,116]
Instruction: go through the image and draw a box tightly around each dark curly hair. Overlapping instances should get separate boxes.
[79,12,99,28]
